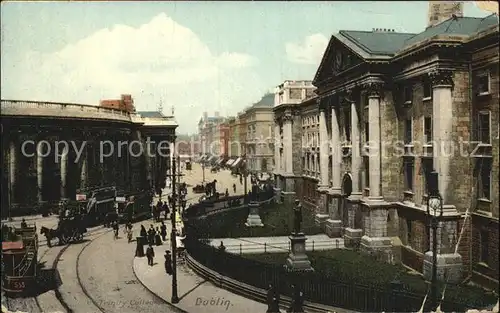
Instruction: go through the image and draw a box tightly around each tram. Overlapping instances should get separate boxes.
[1,224,38,295]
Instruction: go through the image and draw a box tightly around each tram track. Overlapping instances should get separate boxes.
[52,226,113,313]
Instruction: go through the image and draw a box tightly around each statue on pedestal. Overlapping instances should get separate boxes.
[293,200,302,234]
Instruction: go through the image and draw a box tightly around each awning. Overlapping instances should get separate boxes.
[200,155,207,161]
[226,159,235,166]
[231,157,242,168]
[208,156,217,163]
[216,158,224,165]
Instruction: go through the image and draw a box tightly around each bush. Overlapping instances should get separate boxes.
[243,250,498,310]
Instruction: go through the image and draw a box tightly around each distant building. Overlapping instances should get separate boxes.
[99,94,136,112]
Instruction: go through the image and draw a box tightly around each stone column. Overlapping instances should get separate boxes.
[422,69,462,283]
[274,123,281,174]
[315,105,330,227]
[326,99,342,237]
[36,140,45,205]
[367,83,383,201]
[80,144,88,190]
[273,121,282,203]
[60,144,69,201]
[429,69,453,203]
[345,95,363,246]
[282,112,295,205]
[9,135,19,207]
[319,108,330,189]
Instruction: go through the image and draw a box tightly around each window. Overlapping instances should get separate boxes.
[478,159,491,200]
[477,71,490,95]
[477,111,491,144]
[424,117,432,144]
[344,108,351,141]
[480,229,489,264]
[406,219,413,245]
[404,118,413,144]
[365,122,369,142]
[404,85,413,103]
[421,157,434,194]
[423,81,432,100]
[404,157,414,191]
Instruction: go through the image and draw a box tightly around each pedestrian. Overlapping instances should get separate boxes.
[155,227,162,246]
[225,188,229,197]
[164,250,173,275]
[140,224,147,238]
[126,221,133,243]
[233,183,236,194]
[147,225,155,246]
[163,203,170,220]
[146,244,155,266]
[20,218,27,228]
[160,221,167,241]
[113,221,119,239]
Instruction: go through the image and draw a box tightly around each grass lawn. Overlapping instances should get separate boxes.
[202,203,322,238]
[243,250,498,307]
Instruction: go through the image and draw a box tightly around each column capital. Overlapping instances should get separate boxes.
[282,113,294,122]
[428,69,453,88]
[364,82,384,98]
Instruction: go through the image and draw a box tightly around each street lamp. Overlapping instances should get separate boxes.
[426,170,443,310]
[169,139,180,304]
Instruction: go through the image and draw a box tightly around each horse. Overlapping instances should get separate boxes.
[40,226,59,247]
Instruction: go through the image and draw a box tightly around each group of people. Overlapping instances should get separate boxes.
[140,223,168,247]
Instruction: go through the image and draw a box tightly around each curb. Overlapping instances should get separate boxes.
[185,252,356,313]
[131,257,189,313]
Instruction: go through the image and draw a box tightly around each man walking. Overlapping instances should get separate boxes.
[160,221,167,241]
[146,244,155,266]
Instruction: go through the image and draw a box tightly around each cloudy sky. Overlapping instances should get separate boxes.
[1,1,490,134]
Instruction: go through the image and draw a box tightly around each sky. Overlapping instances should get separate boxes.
[1,1,491,134]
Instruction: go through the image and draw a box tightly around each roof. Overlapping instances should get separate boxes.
[336,14,498,59]
[250,93,274,109]
[339,30,415,56]
[403,15,499,48]
[137,111,166,118]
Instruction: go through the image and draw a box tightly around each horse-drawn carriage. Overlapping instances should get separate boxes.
[41,211,87,246]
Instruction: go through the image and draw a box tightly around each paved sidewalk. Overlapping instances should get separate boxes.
[210,234,345,254]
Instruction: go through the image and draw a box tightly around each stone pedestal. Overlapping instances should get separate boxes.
[314,214,329,229]
[325,219,342,238]
[245,202,264,227]
[282,191,295,206]
[285,233,313,272]
[360,236,393,262]
[344,228,363,248]
[423,252,463,283]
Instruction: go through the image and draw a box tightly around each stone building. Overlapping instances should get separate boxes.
[198,111,225,157]
[305,5,498,286]
[273,80,316,205]
[243,93,275,174]
[1,97,177,217]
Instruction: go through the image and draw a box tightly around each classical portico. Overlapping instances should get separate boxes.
[1,100,176,217]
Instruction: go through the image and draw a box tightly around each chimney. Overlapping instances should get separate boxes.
[427,1,463,28]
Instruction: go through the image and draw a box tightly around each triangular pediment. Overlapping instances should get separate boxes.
[312,35,365,86]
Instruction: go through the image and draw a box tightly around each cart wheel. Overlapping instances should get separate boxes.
[60,233,69,245]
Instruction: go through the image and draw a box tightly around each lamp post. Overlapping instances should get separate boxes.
[426,170,443,310]
[169,140,180,304]
[202,162,205,183]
